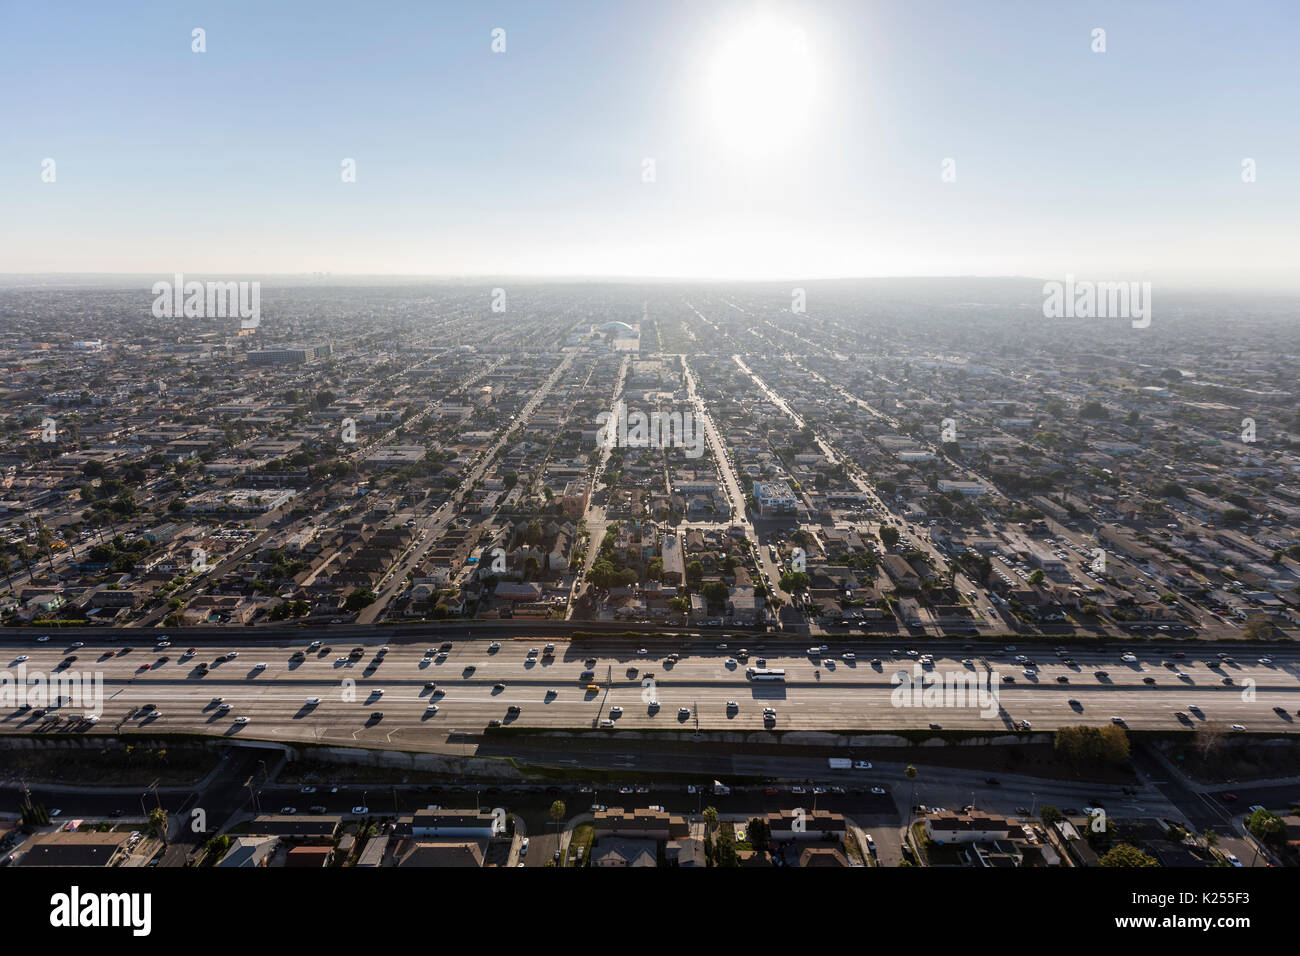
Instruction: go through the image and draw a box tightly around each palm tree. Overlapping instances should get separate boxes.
[36,525,56,574]
[703,806,719,833]
[549,800,566,848]
[905,765,919,820]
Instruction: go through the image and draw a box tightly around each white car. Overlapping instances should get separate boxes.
[637,647,648,655]
[234,716,250,724]
[520,838,529,855]
[305,697,321,705]
[280,806,297,815]
[84,715,100,724]
[36,636,50,643]
[71,641,84,648]
[300,786,317,794]
[13,655,27,663]
[609,706,623,716]
[352,806,369,815]
[426,703,439,713]
[870,786,887,795]
[1227,854,1242,867]
[854,760,872,769]
[1231,724,1246,731]
[253,662,267,671]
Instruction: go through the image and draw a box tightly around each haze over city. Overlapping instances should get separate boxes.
[3,0,1298,288]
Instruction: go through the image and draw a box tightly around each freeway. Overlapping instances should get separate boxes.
[2,634,1298,750]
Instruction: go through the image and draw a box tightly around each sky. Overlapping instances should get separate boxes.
[1,0,1298,289]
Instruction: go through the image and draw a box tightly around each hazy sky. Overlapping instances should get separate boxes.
[2,0,1298,288]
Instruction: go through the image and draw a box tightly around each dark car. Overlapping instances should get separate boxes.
[984,777,1000,786]
[369,711,384,721]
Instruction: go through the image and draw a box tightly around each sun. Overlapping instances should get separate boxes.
[703,14,818,154]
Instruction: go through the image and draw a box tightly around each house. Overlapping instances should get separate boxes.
[216,836,278,867]
[591,837,657,867]
[882,554,921,590]
[398,809,500,839]
[665,837,706,867]
[394,840,487,867]
[925,811,1016,845]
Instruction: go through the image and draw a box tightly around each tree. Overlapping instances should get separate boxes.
[549,800,566,844]
[344,588,377,612]
[1245,809,1286,846]
[1241,618,1273,640]
[904,765,918,818]
[1040,806,1063,826]
[879,525,900,550]
[148,807,169,843]
[779,570,810,594]
[1099,844,1158,867]
[1028,569,1045,586]
[703,806,719,832]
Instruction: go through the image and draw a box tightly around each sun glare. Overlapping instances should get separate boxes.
[704,15,818,154]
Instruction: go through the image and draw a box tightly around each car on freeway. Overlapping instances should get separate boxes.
[36,636,50,643]
[217,703,231,714]
[305,697,320,705]
[13,655,27,663]
[300,786,317,794]
[870,786,887,795]
[280,806,297,815]
[854,760,871,769]
[370,711,384,721]
[1231,724,1246,731]
[352,806,369,815]
[609,706,623,717]
[234,716,249,724]
[426,704,438,713]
